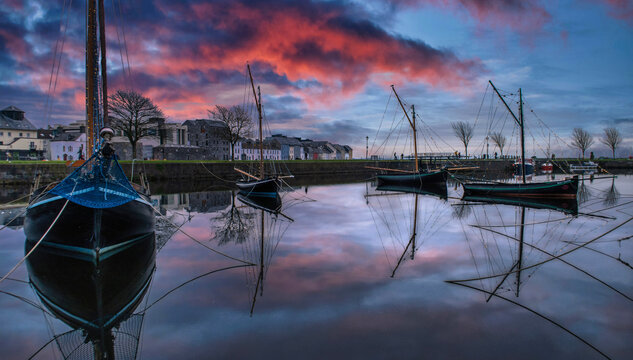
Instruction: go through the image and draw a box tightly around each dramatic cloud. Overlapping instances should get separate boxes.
[0,0,482,124]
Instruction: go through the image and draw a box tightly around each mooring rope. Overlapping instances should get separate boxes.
[0,198,71,286]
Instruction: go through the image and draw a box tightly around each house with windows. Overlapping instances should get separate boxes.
[49,133,87,161]
[0,106,46,159]
[183,119,231,160]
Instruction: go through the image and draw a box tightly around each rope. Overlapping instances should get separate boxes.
[0,198,71,285]
[198,162,234,182]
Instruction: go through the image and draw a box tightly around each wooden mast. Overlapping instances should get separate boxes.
[86,0,98,153]
[391,85,419,173]
[247,64,264,179]
[489,80,525,183]
[519,88,526,184]
[98,0,108,129]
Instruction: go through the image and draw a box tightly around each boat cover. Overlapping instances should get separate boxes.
[49,153,139,208]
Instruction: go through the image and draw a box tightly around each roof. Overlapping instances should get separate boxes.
[1,105,24,112]
[51,132,83,141]
[0,106,36,131]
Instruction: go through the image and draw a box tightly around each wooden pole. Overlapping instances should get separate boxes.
[234,167,260,180]
[98,0,108,129]
[86,0,98,153]
[411,104,419,173]
[519,88,526,184]
[247,64,264,178]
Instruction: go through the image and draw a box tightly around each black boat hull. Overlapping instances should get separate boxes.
[375,181,448,199]
[462,176,579,199]
[462,195,578,215]
[376,170,447,188]
[24,192,155,256]
[236,177,279,197]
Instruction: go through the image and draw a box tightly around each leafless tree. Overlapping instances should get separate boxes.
[600,127,622,159]
[571,128,594,159]
[212,191,253,245]
[489,132,506,157]
[451,121,474,157]
[108,90,163,159]
[208,105,253,161]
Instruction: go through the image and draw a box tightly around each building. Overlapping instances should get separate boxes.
[0,106,46,159]
[49,133,87,161]
[183,119,231,160]
[266,134,305,160]
[240,138,282,160]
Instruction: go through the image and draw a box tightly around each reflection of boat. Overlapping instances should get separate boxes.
[570,161,598,174]
[24,0,155,257]
[369,85,446,189]
[235,65,283,197]
[462,195,578,215]
[375,180,447,199]
[237,191,282,213]
[26,231,156,359]
[513,158,534,175]
[540,161,553,173]
[462,81,578,199]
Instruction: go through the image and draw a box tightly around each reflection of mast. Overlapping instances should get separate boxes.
[250,209,265,315]
[516,206,525,297]
[391,193,419,277]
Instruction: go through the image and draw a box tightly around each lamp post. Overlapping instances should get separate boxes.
[366,136,368,159]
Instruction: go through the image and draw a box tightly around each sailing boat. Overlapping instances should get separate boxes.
[461,81,578,199]
[368,85,447,190]
[235,64,281,198]
[24,0,155,267]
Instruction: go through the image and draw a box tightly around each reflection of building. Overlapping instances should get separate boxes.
[151,191,232,214]
[0,207,25,229]
[188,191,231,213]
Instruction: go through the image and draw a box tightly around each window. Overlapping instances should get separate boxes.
[69,146,73,151]
[19,132,22,137]
[7,132,11,136]
[27,133,30,137]
[0,132,3,136]
[63,145,66,152]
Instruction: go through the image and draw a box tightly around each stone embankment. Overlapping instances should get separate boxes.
[1,159,630,186]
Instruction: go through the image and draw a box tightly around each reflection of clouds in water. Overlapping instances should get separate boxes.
[2,179,633,359]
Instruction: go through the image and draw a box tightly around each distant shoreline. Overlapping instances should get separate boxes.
[1,158,631,186]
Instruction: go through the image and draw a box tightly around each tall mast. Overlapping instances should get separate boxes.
[391,85,419,173]
[247,64,264,178]
[519,88,526,184]
[258,87,264,178]
[488,80,525,183]
[86,0,99,153]
[98,0,108,128]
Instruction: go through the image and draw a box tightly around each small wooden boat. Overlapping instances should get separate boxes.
[235,64,286,196]
[513,158,534,175]
[369,85,447,188]
[461,81,578,199]
[462,176,579,199]
[540,161,553,173]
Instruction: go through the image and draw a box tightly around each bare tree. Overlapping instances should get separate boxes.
[489,132,507,158]
[600,127,622,159]
[108,90,163,159]
[571,128,594,159]
[451,121,474,157]
[208,105,253,161]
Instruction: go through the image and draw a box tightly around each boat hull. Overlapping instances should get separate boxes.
[236,177,279,197]
[462,177,579,199]
[376,170,447,189]
[375,181,448,199]
[24,191,155,256]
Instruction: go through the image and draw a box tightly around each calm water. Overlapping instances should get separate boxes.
[1,175,632,359]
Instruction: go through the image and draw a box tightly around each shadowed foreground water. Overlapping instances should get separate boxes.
[0,175,632,359]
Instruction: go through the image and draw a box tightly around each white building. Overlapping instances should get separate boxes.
[49,133,87,161]
[0,106,46,159]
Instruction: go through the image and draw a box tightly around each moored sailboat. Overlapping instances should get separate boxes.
[369,85,447,190]
[24,0,155,264]
[235,64,282,198]
[461,81,579,199]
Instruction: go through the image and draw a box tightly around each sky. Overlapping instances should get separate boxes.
[0,0,632,157]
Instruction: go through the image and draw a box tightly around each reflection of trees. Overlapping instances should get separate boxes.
[578,180,592,205]
[603,178,620,206]
[212,191,253,245]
